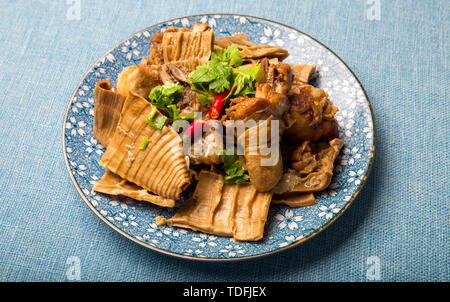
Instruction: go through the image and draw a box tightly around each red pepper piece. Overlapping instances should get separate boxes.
[209,90,230,119]
[183,120,207,140]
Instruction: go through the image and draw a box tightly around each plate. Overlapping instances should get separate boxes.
[63,14,375,261]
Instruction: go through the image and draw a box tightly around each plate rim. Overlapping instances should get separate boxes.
[62,13,377,262]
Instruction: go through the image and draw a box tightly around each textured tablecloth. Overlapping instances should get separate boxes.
[0,0,448,282]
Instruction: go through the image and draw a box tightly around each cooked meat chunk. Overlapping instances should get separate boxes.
[93,79,126,147]
[255,83,290,117]
[176,86,210,118]
[284,84,339,143]
[225,97,272,121]
[290,141,321,174]
[274,138,344,194]
[259,59,293,94]
[189,129,223,165]
[215,33,289,61]
[286,117,339,143]
[115,58,162,98]
[225,84,289,122]
[271,63,292,94]
[289,84,338,122]
[290,64,317,85]
[159,63,189,83]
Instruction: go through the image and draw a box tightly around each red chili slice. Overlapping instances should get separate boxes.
[209,86,239,119]
[209,90,229,119]
[183,120,207,140]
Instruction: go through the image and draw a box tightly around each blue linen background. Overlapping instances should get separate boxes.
[0,0,448,281]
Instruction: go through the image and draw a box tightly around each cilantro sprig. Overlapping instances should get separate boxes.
[188,44,260,99]
[188,60,233,95]
[148,83,184,116]
[210,44,242,67]
[227,64,261,99]
[218,150,250,184]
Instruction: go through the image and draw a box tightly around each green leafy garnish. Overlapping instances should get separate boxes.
[210,44,242,67]
[218,150,250,184]
[197,95,212,106]
[188,60,233,95]
[148,83,184,116]
[167,104,196,122]
[188,44,261,100]
[227,64,261,98]
[139,137,150,150]
[146,107,168,130]
[188,44,244,95]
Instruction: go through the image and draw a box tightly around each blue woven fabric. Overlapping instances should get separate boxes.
[0,0,448,281]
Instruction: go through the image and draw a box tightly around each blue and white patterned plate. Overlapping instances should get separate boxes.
[62,14,375,261]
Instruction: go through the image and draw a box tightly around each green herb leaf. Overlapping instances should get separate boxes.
[188,60,233,94]
[148,83,184,116]
[211,44,242,67]
[188,45,259,98]
[197,95,212,106]
[146,107,168,130]
[218,150,250,184]
[167,104,196,122]
[139,137,150,150]
[228,64,261,99]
